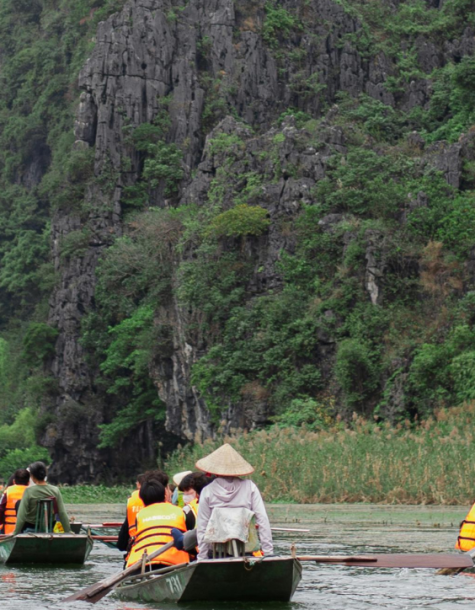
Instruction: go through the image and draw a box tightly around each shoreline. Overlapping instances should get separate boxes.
[65,502,468,529]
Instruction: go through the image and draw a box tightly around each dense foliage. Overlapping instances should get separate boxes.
[0,0,128,467]
[3,0,475,481]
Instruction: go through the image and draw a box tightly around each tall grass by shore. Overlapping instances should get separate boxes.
[166,404,475,505]
[60,485,130,504]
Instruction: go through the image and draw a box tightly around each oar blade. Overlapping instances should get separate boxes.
[328,553,474,569]
[63,583,103,603]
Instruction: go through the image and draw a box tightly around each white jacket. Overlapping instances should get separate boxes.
[197,476,274,560]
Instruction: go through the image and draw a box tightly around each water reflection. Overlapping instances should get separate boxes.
[1,504,475,609]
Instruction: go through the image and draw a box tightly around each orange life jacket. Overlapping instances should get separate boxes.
[4,485,27,535]
[456,502,475,551]
[127,490,144,538]
[126,503,190,568]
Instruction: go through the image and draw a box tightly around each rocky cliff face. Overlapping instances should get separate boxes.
[44,0,475,480]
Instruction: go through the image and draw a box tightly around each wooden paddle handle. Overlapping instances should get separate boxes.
[296,555,377,562]
[64,540,176,603]
[86,540,174,598]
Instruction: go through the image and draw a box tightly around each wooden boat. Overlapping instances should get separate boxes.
[115,556,302,603]
[0,533,94,565]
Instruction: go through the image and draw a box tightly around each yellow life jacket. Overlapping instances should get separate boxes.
[126,503,189,568]
[188,498,199,526]
[4,485,27,535]
[176,490,185,508]
[456,502,475,551]
[127,490,144,538]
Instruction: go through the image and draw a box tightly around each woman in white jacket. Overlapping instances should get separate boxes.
[195,443,274,561]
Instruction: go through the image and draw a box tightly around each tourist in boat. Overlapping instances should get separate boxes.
[455,501,475,551]
[0,469,30,535]
[13,461,71,534]
[195,443,274,560]
[171,470,192,507]
[118,470,172,556]
[1,474,15,494]
[117,472,146,552]
[148,469,173,503]
[0,474,15,532]
[126,478,190,570]
[180,472,213,530]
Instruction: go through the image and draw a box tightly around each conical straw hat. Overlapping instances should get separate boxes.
[195,443,254,477]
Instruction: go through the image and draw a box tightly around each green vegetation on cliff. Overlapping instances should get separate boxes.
[2,0,475,483]
[0,0,128,467]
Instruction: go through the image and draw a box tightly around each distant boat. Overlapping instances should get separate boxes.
[0,533,94,565]
[115,556,302,603]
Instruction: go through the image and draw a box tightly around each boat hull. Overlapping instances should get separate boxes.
[116,557,302,603]
[0,534,94,565]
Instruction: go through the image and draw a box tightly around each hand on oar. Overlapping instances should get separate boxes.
[63,540,175,604]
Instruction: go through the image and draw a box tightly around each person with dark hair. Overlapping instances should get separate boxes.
[0,469,30,534]
[144,470,171,500]
[0,475,13,534]
[13,462,71,534]
[179,472,213,530]
[117,473,146,553]
[126,478,190,569]
[3,474,15,492]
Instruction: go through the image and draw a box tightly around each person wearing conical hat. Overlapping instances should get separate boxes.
[195,443,273,561]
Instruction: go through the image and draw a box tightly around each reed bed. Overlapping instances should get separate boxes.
[165,404,475,505]
[60,485,130,504]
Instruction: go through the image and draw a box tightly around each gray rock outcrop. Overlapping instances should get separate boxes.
[44,0,475,480]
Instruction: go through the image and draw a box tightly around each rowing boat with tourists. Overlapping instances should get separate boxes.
[59,444,475,604]
[2,447,475,601]
[0,462,91,564]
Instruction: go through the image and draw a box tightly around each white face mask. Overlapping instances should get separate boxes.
[183,491,196,505]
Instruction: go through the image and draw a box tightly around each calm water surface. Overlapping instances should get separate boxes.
[1,503,475,609]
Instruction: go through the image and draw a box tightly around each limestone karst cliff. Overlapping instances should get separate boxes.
[1,0,475,481]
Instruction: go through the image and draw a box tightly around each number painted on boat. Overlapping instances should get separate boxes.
[166,574,183,596]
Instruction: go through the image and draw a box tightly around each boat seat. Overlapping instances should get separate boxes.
[34,498,56,533]
[203,507,261,558]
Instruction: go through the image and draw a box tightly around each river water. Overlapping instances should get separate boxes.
[1,503,474,609]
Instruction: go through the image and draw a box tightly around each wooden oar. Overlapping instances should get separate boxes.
[63,540,175,603]
[270,527,310,533]
[436,548,475,575]
[296,553,474,569]
[297,555,377,563]
[82,522,122,528]
[83,523,310,533]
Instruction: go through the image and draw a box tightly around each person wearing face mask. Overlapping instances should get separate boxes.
[179,472,213,530]
[171,471,192,507]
